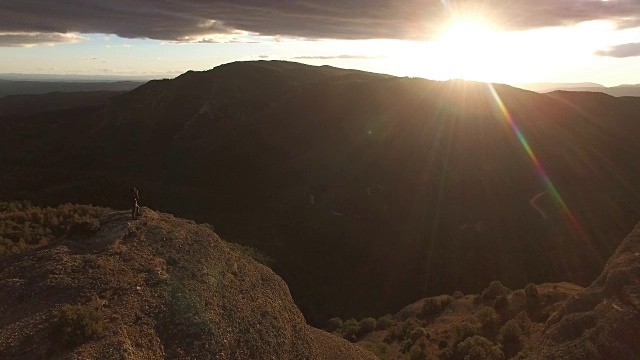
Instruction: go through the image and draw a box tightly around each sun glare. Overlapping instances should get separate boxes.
[432,18,505,82]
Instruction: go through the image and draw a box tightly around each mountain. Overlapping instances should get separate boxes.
[0,205,375,359]
[517,82,640,97]
[0,91,125,118]
[2,61,640,326]
[0,80,143,97]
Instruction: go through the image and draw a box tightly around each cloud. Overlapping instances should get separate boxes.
[0,0,639,44]
[595,42,640,58]
[0,32,86,47]
[292,55,383,60]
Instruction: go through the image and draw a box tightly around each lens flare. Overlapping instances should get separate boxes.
[487,84,585,235]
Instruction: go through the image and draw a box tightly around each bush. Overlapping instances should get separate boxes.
[358,317,377,336]
[482,281,508,301]
[453,290,465,299]
[341,318,359,342]
[410,344,426,360]
[524,283,539,300]
[477,307,498,332]
[326,317,343,333]
[420,296,451,318]
[499,320,522,344]
[0,202,108,257]
[457,336,504,360]
[52,301,105,347]
[358,341,393,360]
[494,295,509,312]
[514,311,530,334]
[524,283,540,314]
[376,314,396,330]
[438,339,449,350]
[455,321,480,342]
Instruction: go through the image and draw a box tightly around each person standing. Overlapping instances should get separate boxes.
[131,187,140,220]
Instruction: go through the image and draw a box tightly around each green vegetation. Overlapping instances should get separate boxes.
[482,281,509,301]
[499,319,522,344]
[52,300,105,347]
[376,314,396,330]
[419,296,452,318]
[0,201,108,257]
[476,307,498,333]
[457,336,504,360]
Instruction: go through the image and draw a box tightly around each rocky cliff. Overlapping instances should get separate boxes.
[0,208,375,359]
[533,222,640,359]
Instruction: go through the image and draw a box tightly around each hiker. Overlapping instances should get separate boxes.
[131,187,141,219]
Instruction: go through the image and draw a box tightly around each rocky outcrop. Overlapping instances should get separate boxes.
[534,222,640,359]
[0,208,375,359]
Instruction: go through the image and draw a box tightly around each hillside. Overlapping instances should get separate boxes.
[330,220,640,359]
[2,61,640,325]
[0,205,374,359]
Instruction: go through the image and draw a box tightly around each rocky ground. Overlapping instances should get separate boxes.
[0,208,375,359]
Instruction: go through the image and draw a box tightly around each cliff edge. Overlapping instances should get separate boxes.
[0,208,374,359]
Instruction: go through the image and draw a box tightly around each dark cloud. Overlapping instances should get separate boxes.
[293,55,383,60]
[1,0,639,46]
[0,32,85,47]
[595,42,640,58]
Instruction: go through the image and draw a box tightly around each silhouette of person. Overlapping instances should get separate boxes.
[131,187,140,220]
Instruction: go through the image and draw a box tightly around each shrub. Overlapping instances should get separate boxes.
[524,283,539,300]
[420,296,451,318]
[0,202,108,257]
[376,314,396,330]
[358,317,377,336]
[52,301,105,347]
[341,318,359,341]
[457,336,504,360]
[455,321,480,342]
[515,311,530,334]
[482,281,508,301]
[326,317,343,333]
[453,290,465,299]
[438,339,449,350]
[477,307,498,332]
[494,295,509,312]
[524,283,540,314]
[410,344,426,360]
[358,341,393,360]
[499,320,522,344]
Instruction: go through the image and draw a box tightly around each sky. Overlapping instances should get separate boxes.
[1,0,640,86]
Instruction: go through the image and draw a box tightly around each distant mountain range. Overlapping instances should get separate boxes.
[0,79,143,97]
[2,61,640,325]
[517,82,640,97]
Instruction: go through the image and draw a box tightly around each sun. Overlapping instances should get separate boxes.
[441,19,494,41]
[433,18,506,82]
